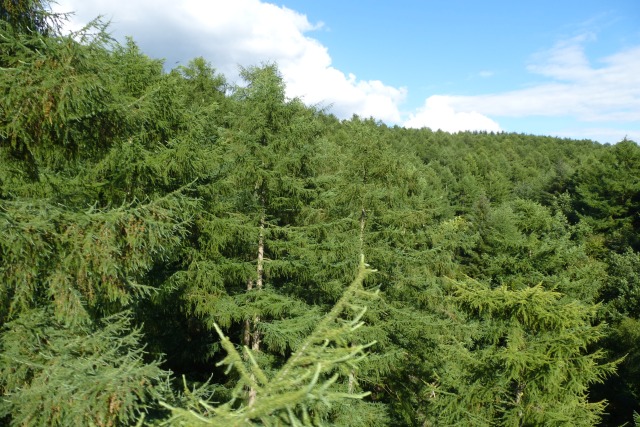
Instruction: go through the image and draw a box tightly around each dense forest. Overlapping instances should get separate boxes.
[2,2,640,426]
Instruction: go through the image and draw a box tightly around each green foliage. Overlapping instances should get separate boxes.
[162,256,383,426]
[571,139,640,250]
[424,281,617,426]
[601,248,640,318]
[0,192,195,323]
[0,16,119,178]
[0,309,169,427]
[0,0,62,35]
[177,63,337,361]
[465,198,606,303]
[2,3,638,425]
[594,317,640,426]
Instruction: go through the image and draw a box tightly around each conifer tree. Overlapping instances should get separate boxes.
[171,64,347,406]
[162,256,380,426]
[0,309,169,426]
[570,138,640,251]
[422,280,616,426]
[0,0,61,35]
[1,8,201,425]
[464,198,606,303]
[318,117,479,424]
[2,2,635,423]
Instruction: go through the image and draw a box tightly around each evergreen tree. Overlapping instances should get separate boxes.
[171,64,355,411]
[0,0,62,35]
[0,310,169,426]
[0,7,200,425]
[571,139,640,251]
[423,280,616,426]
[464,198,606,303]
[1,2,634,423]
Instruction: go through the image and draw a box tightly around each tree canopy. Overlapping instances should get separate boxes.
[1,3,640,426]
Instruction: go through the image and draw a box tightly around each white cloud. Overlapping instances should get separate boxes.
[527,33,596,81]
[552,127,640,144]
[404,35,640,137]
[52,0,406,122]
[404,95,502,133]
[443,36,640,123]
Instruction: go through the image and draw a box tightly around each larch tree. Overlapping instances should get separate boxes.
[423,280,616,426]
[162,256,380,426]
[0,9,198,425]
[173,64,348,409]
[1,1,633,425]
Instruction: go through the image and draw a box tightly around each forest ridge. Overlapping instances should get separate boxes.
[1,2,640,426]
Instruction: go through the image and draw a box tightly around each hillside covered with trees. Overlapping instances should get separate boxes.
[2,2,640,426]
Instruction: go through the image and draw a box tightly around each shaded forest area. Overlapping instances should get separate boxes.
[2,2,640,426]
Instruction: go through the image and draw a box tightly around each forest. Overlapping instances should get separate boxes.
[1,2,640,426]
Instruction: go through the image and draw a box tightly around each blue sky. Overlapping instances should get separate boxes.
[53,0,640,143]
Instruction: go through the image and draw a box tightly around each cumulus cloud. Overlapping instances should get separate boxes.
[553,127,640,144]
[405,35,640,136]
[52,0,406,122]
[404,95,502,132]
[443,36,640,123]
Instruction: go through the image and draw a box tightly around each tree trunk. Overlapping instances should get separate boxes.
[247,212,265,407]
[252,214,265,352]
[359,208,366,256]
[243,279,253,347]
